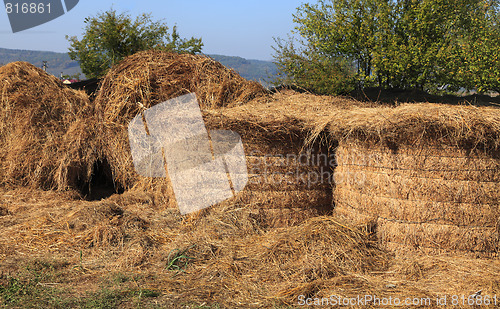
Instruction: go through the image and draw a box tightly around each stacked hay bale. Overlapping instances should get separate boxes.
[320,103,500,254]
[204,95,337,226]
[0,62,100,192]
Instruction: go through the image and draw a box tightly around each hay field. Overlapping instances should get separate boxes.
[1,52,500,308]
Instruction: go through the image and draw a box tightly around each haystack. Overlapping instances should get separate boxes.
[317,103,500,253]
[94,50,265,123]
[94,51,340,225]
[0,62,100,192]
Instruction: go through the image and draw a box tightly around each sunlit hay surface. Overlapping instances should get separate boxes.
[313,102,500,151]
[0,62,100,192]
[94,50,266,124]
[0,187,388,307]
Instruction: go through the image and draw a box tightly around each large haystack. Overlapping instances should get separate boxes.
[317,103,500,254]
[93,51,356,225]
[0,62,100,192]
[93,51,266,202]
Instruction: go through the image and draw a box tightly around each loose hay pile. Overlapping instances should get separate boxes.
[0,62,100,192]
[0,186,389,307]
[315,103,500,254]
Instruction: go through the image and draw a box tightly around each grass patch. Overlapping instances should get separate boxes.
[0,259,73,308]
[165,245,196,275]
[0,260,163,308]
[0,274,162,309]
[0,274,77,308]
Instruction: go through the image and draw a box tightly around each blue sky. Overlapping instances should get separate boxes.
[0,0,311,60]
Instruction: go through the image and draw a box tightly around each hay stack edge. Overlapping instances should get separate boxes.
[0,61,99,192]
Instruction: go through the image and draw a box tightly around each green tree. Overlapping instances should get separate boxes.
[446,0,500,92]
[66,9,203,78]
[382,0,497,92]
[273,35,356,94]
[274,0,500,95]
[273,0,393,94]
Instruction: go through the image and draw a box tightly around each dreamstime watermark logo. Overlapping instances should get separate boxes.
[128,93,248,215]
[4,0,79,33]
[127,93,371,214]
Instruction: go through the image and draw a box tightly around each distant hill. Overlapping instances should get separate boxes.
[0,48,276,85]
[0,47,81,78]
[208,54,277,86]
